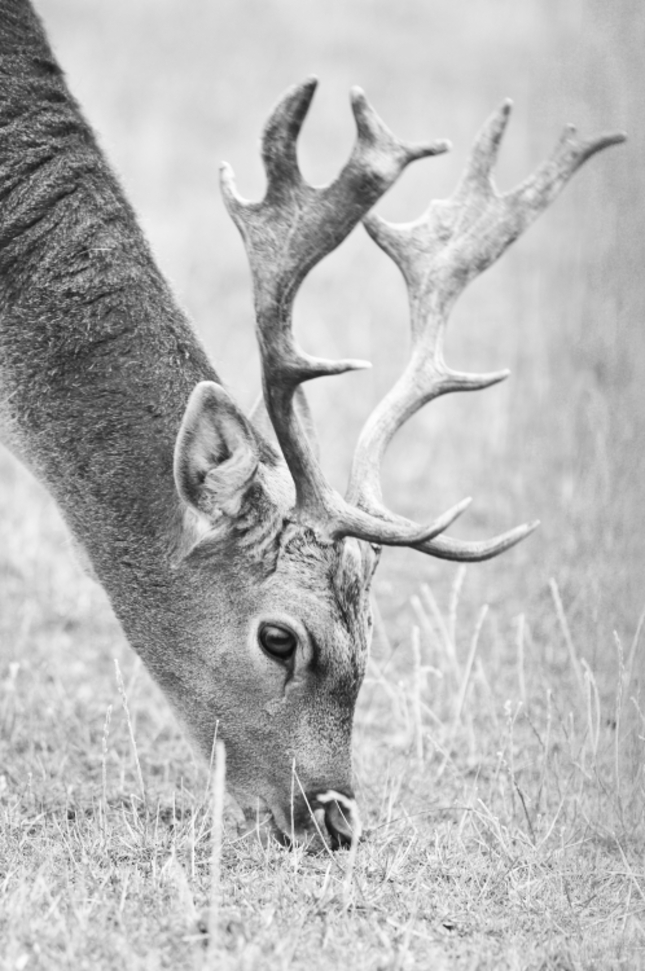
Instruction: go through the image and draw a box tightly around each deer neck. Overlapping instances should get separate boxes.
[0,4,219,590]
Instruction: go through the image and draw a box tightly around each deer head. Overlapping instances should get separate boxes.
[166,78,623,846]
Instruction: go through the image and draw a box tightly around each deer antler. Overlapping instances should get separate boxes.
[347,100,626,561]
[221,77,473,546]
[222,81,625,556]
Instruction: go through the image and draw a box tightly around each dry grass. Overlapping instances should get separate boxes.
[0,459,642,969]
[1,0,644,968]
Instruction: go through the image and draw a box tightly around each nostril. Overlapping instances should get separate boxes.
[317,790,361,850]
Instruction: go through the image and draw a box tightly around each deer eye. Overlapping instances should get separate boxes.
[259,624,297,662]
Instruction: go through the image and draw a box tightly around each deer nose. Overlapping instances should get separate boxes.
[316,790,361,850]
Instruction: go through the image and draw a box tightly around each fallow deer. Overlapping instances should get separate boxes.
[0,0,624,847]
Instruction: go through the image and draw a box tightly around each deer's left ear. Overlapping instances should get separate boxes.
[174,381,259,518]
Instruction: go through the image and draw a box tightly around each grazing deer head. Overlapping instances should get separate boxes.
[0,2,624,848]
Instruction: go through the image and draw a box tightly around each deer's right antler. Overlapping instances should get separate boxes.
[221,81,625,557]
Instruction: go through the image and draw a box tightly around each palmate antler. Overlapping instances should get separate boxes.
[221,79,625,559]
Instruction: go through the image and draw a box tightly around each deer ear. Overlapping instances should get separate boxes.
[174,381,259,517]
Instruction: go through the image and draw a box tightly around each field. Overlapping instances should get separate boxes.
[1,0,644,968]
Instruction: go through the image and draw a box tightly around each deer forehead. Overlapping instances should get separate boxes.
[279,530,375,607]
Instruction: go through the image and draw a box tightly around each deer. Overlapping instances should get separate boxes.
[0,0,624,849]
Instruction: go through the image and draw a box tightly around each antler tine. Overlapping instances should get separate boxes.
[261,76,317,190]
[506,123,627,222]
[222,78,477,548]
[414,519,540,562]
[348,103,625,561]
[453,98,512,198]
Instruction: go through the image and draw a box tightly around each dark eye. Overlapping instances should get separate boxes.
[259,624,297,662]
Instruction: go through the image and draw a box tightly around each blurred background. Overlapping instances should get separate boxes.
[3,0,644,676]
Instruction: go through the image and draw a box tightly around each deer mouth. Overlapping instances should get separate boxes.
[240,790,360,851]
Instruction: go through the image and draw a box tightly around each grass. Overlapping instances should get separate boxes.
[1,0,644,967]
[0,491,642,968]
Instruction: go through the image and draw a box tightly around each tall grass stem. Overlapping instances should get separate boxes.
[454,605,488,725]
[549,579,584,694]
[207,740,226,963]
[100,703,112,834]
[411,626,424,763]
[114,658,146,804]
